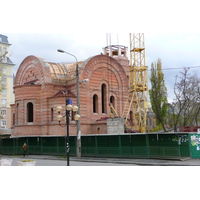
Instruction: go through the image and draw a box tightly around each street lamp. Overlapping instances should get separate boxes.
[56,100,81,166]
[57,49,81,159]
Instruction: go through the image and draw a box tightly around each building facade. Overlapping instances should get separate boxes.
[0,34,15,129]
[11,45,133,136]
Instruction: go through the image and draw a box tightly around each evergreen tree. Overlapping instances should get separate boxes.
[149,58,168,132]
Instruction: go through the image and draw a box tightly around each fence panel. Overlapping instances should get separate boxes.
[0,133,192,159]
[82,136,97,156]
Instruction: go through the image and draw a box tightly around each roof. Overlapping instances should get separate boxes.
[0,34,10,44]
[15,54,123,86]
[48,61,83,85]
[7,57,13,64]
[0,56,14,65]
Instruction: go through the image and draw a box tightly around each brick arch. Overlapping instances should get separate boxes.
[80,54,129,117]
[80,54,128,89]
[14,55,50,86]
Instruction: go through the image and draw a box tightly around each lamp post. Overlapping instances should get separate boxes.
[57,49,81,159]
[56,100,80,166]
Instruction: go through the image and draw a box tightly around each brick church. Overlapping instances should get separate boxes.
[11,45,132,137]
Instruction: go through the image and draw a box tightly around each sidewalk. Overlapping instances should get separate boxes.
[71,157,200,166]
[6,154,200,166]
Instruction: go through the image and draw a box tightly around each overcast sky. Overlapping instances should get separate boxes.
[4,33,200,68]
[2,0,200,103]
[3,33,200,102]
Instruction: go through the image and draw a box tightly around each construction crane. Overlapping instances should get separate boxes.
[123,33,148,133]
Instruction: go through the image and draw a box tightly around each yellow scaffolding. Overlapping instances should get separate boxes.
[123,33,148,133]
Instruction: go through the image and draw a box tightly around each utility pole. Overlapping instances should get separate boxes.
[57,49,81,159]
[76,62,81,159]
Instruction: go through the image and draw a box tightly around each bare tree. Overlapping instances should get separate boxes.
[172,68,200,131]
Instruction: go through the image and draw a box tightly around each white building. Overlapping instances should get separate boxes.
[0,34,15,128]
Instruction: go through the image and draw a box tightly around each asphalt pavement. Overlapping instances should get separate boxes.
[1,154,200,166]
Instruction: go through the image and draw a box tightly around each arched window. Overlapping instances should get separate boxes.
[101,84,107,113]
[51,108,54,122]
[16,103,19,124]
[130,111,133,123]
[27,102,34,122]
[13,113,15,126]
[93,94,98,113]
[110,96,115,108]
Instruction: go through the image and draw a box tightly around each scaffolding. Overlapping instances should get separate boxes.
[123,33,148,132]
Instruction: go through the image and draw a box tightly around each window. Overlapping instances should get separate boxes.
[13,113,15,126]
[2,57,7,63]
[3,47,7,54]
[2,89,7,95]
[1,120,6,128]
[27,102,34,122]
[2,67,7,73]
[110,96,115,108]
[2,78,6,84]
[1,98,6,105]
[101,84,107,113]
[51,108,54,122]
[130,111,133,123]
[16,103,19,124]
[93,94,98,113]
[1,109,6,117]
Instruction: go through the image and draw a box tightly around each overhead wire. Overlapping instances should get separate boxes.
[157,65,200,71]
[72,65,200,73]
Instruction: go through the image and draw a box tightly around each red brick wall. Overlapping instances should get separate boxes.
[11,54,131,136]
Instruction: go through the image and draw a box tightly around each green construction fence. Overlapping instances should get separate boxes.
[0,132,199,159]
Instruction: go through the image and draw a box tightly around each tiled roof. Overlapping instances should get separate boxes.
[0,34,9,44]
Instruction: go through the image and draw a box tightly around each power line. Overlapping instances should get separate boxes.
[160,66,200,71]
[58,59,200,73]
[72,65,200,73]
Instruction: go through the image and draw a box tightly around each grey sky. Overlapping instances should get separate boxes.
[3,33,200,102]
[5,33,200,69]
[2,0,200,103]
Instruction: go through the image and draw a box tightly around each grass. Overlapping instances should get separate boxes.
[21,160,34,162]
